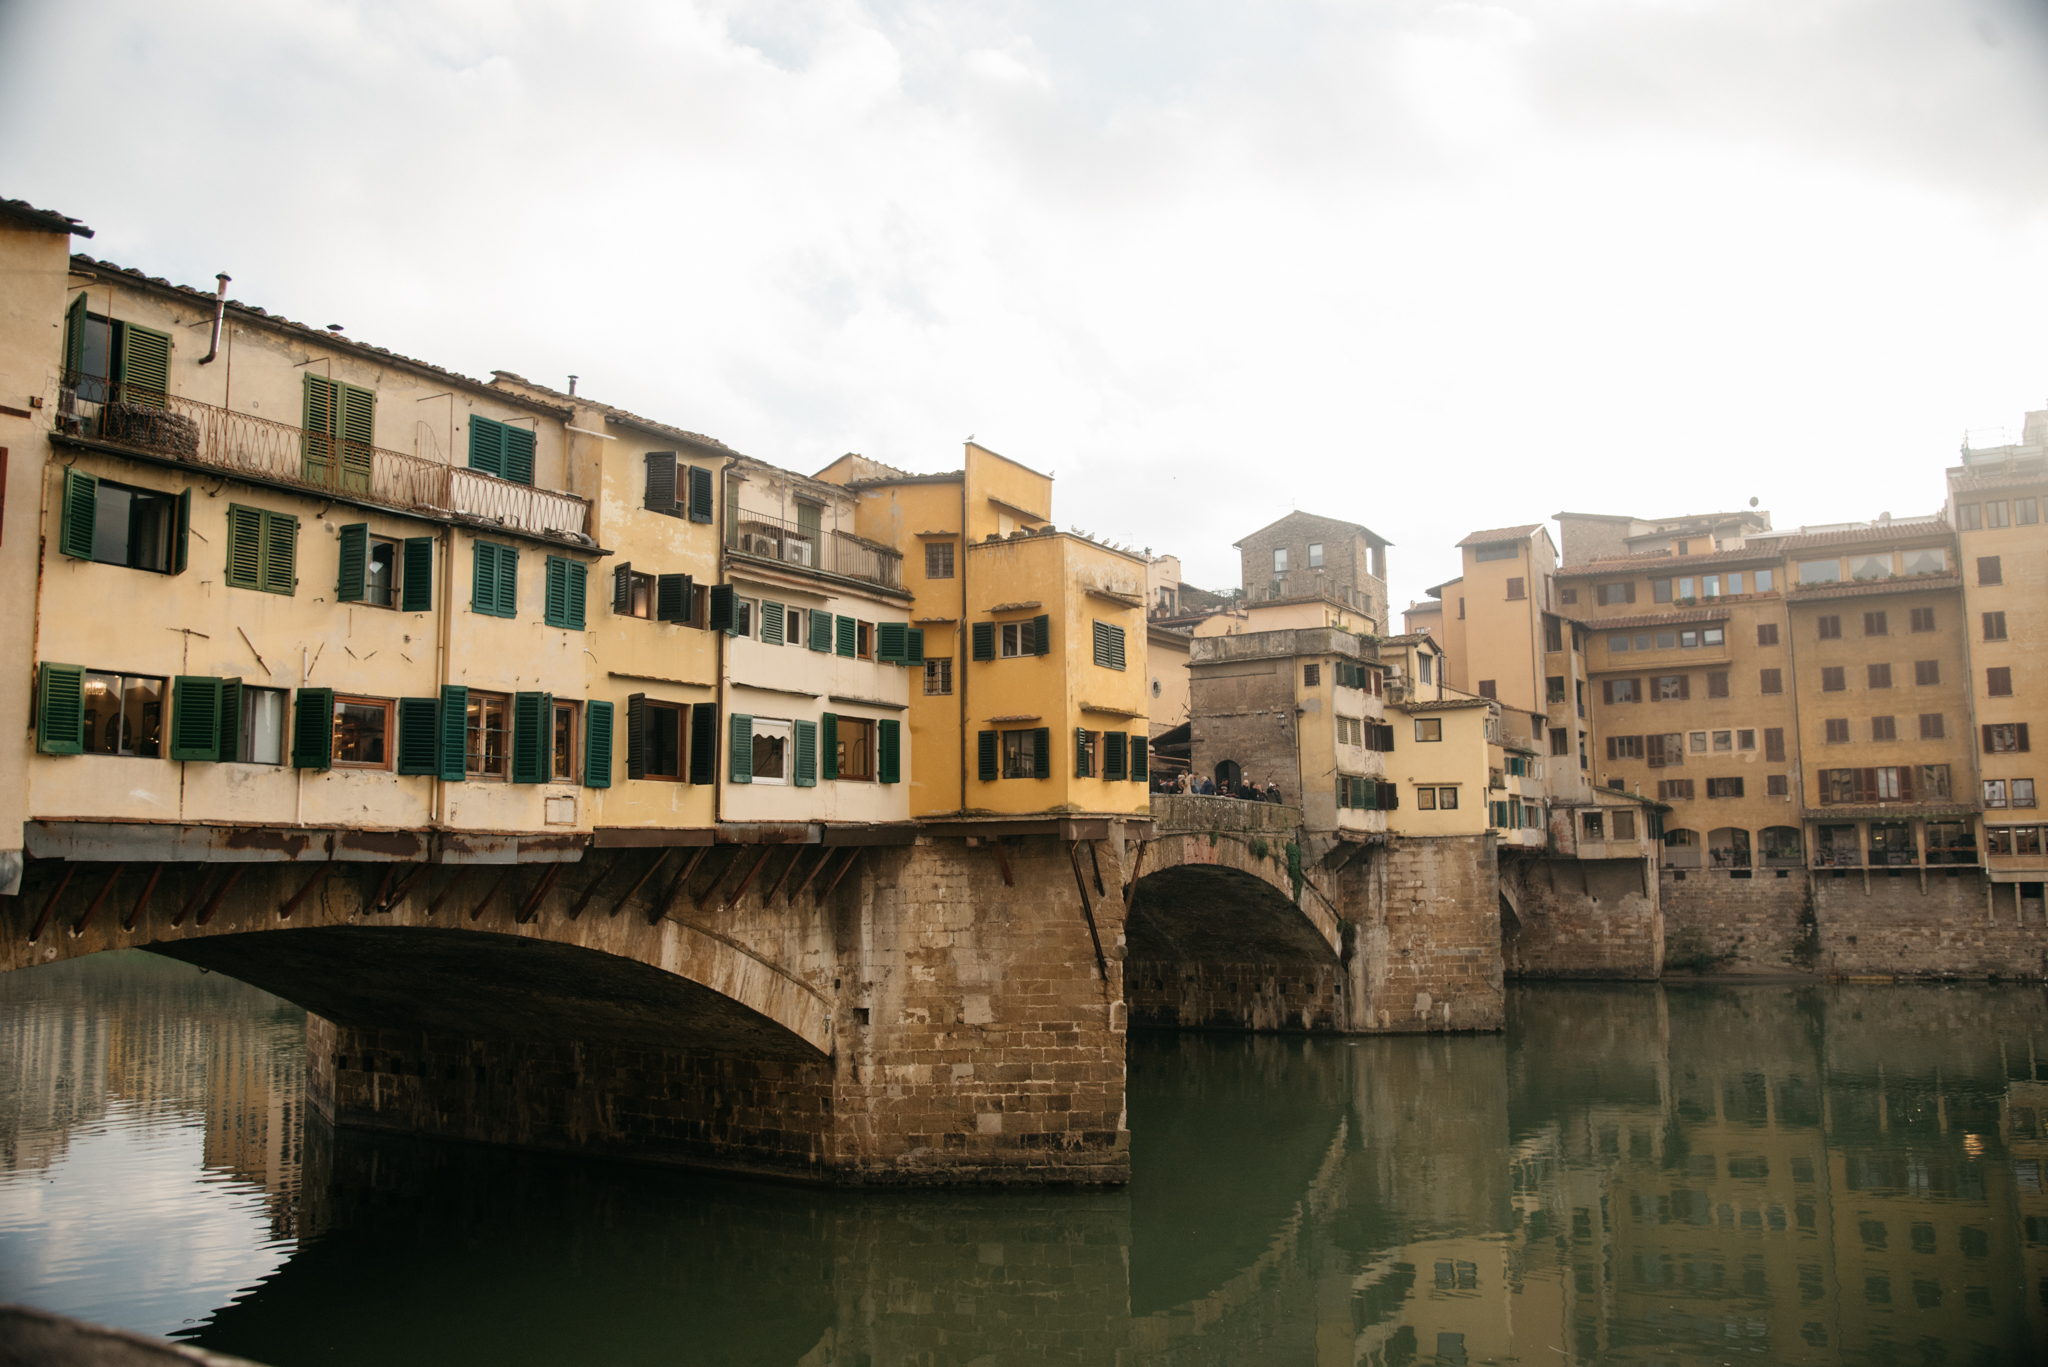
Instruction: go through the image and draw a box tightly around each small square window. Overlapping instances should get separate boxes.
[1416,786,1436,810]
[1984,780,2007,808]
[1304,664,1321,687]
[1757,623,1779,646]
[1308,542,1323,568]
[1737,729,1756,751]
[464,692,508,779]
[751,719,792,784]
[1437,787,1458,810]
[335,695,394,770]
[80,671,165,757]
[923,658,953,696]
[2014,779,2037,808]
[1415,718,1442,742]
[1273,547,1288,573]
[365,537,400,608]
[835,717,875,781]
[925,542,955,579]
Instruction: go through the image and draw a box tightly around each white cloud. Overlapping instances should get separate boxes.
[2,0,2044,610]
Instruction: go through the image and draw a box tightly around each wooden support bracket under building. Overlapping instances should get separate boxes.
[27,865,76,942]
[515,864,565,924]
[380,862,433,913]
[646,850,705,927]
[764,846,805,904]
[563,850,623,922]
[278,861,335,919]
[70,862,126,936]
[992,839,1014,888]
[791,847,834,903]
[369,863,400,912]
[469,866,517,922]
[121,863,166,932]
[1088,842,1105,896]
[425,867,470,917]
[606,848,674,920]
[723,847,775,911]
[821,848,863,901]
[194,867,245,926]
[171,870,212,928]
[1123,839,1147,910]
[695,847,746,912]
[1065,841,1111,988]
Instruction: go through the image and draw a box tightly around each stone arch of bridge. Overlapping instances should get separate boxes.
[1124,831,1340,965]
[1,856,832,1061]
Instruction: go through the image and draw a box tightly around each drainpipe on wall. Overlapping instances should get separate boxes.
[197,275,231,364]
[433,530,455,827]
[958,465,969,815]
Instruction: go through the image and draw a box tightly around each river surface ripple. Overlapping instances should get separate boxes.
[1,953,2044,1365]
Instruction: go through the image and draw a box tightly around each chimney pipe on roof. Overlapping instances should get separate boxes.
[197,273,232,365]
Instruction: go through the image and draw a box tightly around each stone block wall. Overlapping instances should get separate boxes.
[1504,856,1662,979]
[1660,867,1816,975]
[1349,835,1505,1031]
[1812,869,2048,978]
[1126,961,1347,1032]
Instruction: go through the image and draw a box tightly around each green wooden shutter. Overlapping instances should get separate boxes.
[687,465,715,523]
[614,563,634,614]
[1032,614,1051,656]
[338,383,375,493]
[173,488,191,575]
[473,543,497,615]
[625,694,647,780]
[729,714,754,783]
[468,416,506,477]
[544,557,571,627]
[977,730,998,781]
[1131,735,1148,782]
[119,323,172,402]
[226,506,262,588]
[402,537,434,611]
[502,425,535,485]
[971,622,995,661]
[337,524,368,601]
[302,374,339,484]
[906,628,924,664]
[1104,731,1128,781]
[1032,727,1051,779]
[1075,728,1091,778]
[794,720,818,787]
[170,676,223,761]
[809,609,833,651]
[565,562,586,629]
[495,545,518,618]
[63,293,88,379]
[656,573,692,623]
[397,697,439,775]
[512,692,550,783]
[821,713,839,781]
[291,688,334,770]
[36,663,86,755]
[760,601,785,645]
[877,621,907,664]
[216,678,243,762]
[878,720,900,784]
[835,616,856,658]
[584,700,614,788]
[259,511,298,595]
[59,469,97,560]
[645,452,677,512]
[438,685,469,781]
[710,584,736,632]
[689,702,718,785]
[1092,621,1126,669]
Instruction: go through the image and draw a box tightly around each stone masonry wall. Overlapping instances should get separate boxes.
[1126,961,1347,1033]
[1504,855,1662,979]
[1660,867,1816,975]
[1349,835,1505,1031]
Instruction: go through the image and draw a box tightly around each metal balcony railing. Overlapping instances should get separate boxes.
[59,376,592,539]
[726,509,903,591]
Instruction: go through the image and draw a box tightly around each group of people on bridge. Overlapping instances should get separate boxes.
[1151,771,1286,804]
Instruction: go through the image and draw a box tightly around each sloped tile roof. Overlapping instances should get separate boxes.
[2,198,91,237]
[1456,523,1542,548]
[1577,608,1731,632]
[1785,574,1962,602]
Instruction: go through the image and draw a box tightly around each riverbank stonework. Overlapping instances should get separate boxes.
[1502,856,1663,979]
[1355,835,1505,1031]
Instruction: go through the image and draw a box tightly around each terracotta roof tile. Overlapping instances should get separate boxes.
[1575,608,1731,632]
[2,198,91,237]
[1556,547,1785,578]
[1455,523,1542,548]
[1785,574,1962,602]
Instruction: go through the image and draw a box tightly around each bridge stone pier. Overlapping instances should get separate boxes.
[2,800,1506,1184]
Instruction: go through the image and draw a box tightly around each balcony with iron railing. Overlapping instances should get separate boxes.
[55,376,592,540]
[725,509,903,592]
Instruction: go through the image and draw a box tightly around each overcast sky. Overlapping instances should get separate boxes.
[5,0,2046,614]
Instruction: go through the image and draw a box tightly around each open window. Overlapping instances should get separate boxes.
[56,471,188,574]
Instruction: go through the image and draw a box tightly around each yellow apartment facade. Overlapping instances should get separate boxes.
[816,443,1151,822]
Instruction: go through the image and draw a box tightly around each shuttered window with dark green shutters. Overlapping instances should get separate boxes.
[1032,727,1052,779]
[809,610,834,652]
[977,730,999,781]
[337,524,368,601]
[820,713,839,781]
[469,415,535,485]
[644,452,679,514]
[906,628,924,664]
[170,676,224,761]
[59,469,97,560]
[226,505,298,595]
[729,714,754,783]
[1092,621,1127,670]
[689,703,718,785]
[878,720,901,785]
[584,700,614,787]
[302,375,374,493]
[438,685,469,781]
[972,622,995,661]
[835,616,857,658]
[117,323,172,401]
[709,584,736,633]
[291,688,335,770]
[1130,735,1148,782]
[877,621,908,664]
[214,679,243,762]
[472,542,518,618]
[625,694,648,780]
[55,473,189,574]
[544,557,586,629]
[1032,614,1051,656]
[761,601,785,646]
[511,692,552,782]
[1103,731,1128,782]
[687,465,715,523]
[794,720,818,787]
[402,537,434,611]
[36,663,86,755]
[397,697,440,775]
[656,574,693,624]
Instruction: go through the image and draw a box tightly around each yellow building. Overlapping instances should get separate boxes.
[815,443,1150,820]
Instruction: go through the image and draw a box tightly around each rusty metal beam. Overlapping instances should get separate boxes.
[605,848,673,920]
[278,861,335,919]
[1123,839,1148,910]
[992,839,1014,888]
[425,868,470,917]
[171,870,212,928]
[791,847,834,903]
[380,862,433,912]
[469,866,517,922]
[515,863,565,924]
[194,866,245,926]
[27,865,77,943]
[70,862,126,936]
[763,846,804,904]
[121,863,166,932]
[563,849,623,922]
[820,848,863,901]
[694,847,746,912]
[1066,841,1110,986]
[1088,841,1105,895]
[722,847,775,911]
[368,862,400,912]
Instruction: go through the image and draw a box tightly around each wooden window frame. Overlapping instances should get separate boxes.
[550,700,582,783]
[639,699,688,781]
[924,541,955,579]
[464,690,511,780]
[332,694,395,771]
[835,716,876,782]
[923,657,953,696]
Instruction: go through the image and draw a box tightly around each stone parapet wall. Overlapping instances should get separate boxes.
[1149,793,1302,835]
[1504,856,1663,980]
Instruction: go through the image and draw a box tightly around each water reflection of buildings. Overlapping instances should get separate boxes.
[0,951,304,1239]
